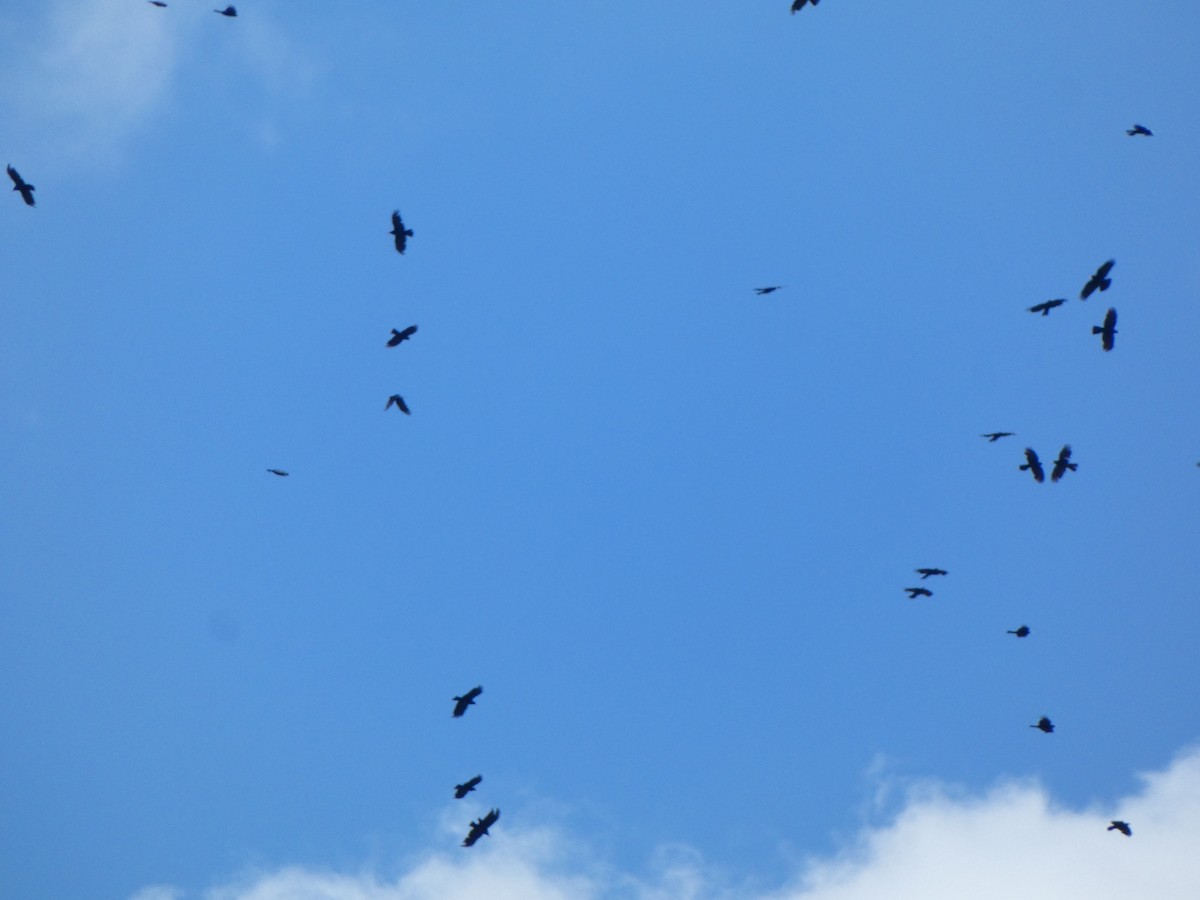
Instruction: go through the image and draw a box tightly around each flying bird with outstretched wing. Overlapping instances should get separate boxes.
[904,587,932,599]
[462,808,500,847]
[385,394,411,414]
[452,685,482,717]
[1108,820,1132,835]
[387,326,417,347]
[390,210,413,254]
[791,0,819,12]
[915,568,947,579]
[1028,298,1066,316]
[454,775,482,799]
[214,5,237,15]
[1050,445,1077,482]
[1020,448,1045,483]
[7,165,35,206]
[1007,626,1031,638]
[1126,124,1152,137]
[1081,259,1115,300]
[754,286,783,295]
[1092,308,1117,351]
[1031,716,1054,733]
[981,432,1015,442]
[266,469,289,477]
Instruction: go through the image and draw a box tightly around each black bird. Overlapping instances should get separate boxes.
[1020,448,1045,483]
[385,394,410,414]
[1126,124,1152,137]
[454,775,482,799]
[1092,308,1117,351]
[904,587,933,599]
[7,165,35,207]
[1028,298,1066,316]
[1007,626,1031,638]
[387,325,417,347]
[266,469,289,477]
[755,286,783,295]
[390,210,413,254]
[214,5,237,15]
[981,432,1015,442]
[1108,820,1132,836]
[452,685,482,717]
[1081,259,1115,300]
[149,1,167,6]
[462,808,500,847]
[1031,716,1054,733]
[915,568,948,579]
[791,0,819,11]
[1050,445,1077,482]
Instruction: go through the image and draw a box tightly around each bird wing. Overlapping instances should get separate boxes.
[6,165,20,187]
[466,775,482,789]
[399,325,417,339]
[397,397,410,414]
[482,808,500,828]
[1096,259,1115,279]
[466,685,482,701]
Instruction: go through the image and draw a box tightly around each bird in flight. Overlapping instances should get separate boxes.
[981,432,1015,442]
[1092,308,1117,351]
[387,326,417,347]
[1031,716,1055,733]
[454,775,482,799]
[904,587,933,599]
[390,210,413,254]
[7,165,35,207]
[452,685,483,717]
[266,469,289,477]
[1027,298,1066,317]
[385,394,411,414]
[1050,445,1077,482]
[214,5,237,15]
[791,0,820,12]
[1020,448,1045,483]
[915,568,947,579]
[149,1,167,6]
[1126,125,1152,137]
[754,286,784,295]
[1108,820,1132,836]
[462,808,500,847]
[1081,259,1115,300]
[1007,625,1031,638]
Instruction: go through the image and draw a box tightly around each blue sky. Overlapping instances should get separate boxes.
[3,2,1200,898]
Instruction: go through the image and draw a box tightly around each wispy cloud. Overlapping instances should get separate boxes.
[134,747,1200,900]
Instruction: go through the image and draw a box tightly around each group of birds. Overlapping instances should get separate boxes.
[450,686,501,847]
[145,2,238,13]
[1026,259,1119,353]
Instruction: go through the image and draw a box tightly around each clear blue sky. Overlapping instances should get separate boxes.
[3,2,1199,898]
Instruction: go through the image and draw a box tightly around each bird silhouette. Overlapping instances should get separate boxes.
[1108,820,1132,836]
[755,286,783,295]
[390,210,413,254]
[266,469,289,477]
[1007,626,1031,638]
[149,1,167,6]
[1126,125,1152,137]
[452,685,482,718]
[1028,298,1066,316]
[1050,445,1077,482]
[915,568,947,579]
[387,326,417,347]
[462,808,500,847]
[1020,448,1045,483]
[791,0,819,12]
[385,394,411,414]
[214,5,237,15]
[454,775,482,799]
[981,432,1015,442]
[1092,308,1117,351]
[7,165,35,207]
[904,587,933,599]
[1031,716,1054,733]
[1081,259,1115,300]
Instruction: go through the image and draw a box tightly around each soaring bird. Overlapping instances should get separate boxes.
[981,432,1015,442]
[214,5,237,15]
[266,469,289,477]
[1050,445,1077,482]
[149,1,167,6]
[791,0,819,11]
[1031,716,1054,733]
[904,587,933,599]
[1007,625,1031,638]
[385,394,411,414]
[1028,298,1066,316]
[1108,820,1132,836]
[915,568,947,579]
[454,775,482,799]
[1126,124,1152,137]
[390,210,413,254]
[387,325,417,347]
[452,685,483,718]
[7,165,35,207]
[755,286,783,295]
[462,808,500,847]
[1081,259,1115,300]
[1020,448,1045,483]
[1092,308,1117,351]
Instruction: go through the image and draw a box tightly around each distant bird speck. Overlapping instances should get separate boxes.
[390,210,413,254]
[1020,448,1045,483]
[1031,716,1055,733]
[1050,445,1077,482]
[385,394,411,414]
[981,432,1015,442]
[214,5,237,15]
[915,568,948,579]
[1108,820,1132,836]
[387,326,417,347]
[1126,125,1152,137]
[1028,298,1066,316]
[904,587,933,599]
[462,808,500,847]
[1007,626,1031,638]
[7,165,35,207]
[452,685,482,718]
[755,286,783,295]
[454,775,482,799]
[1092,308,1117,351]
[1081,259,1115,300]
[149,1,167,6]
[266,469,289,477]
[791,0,819,12]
